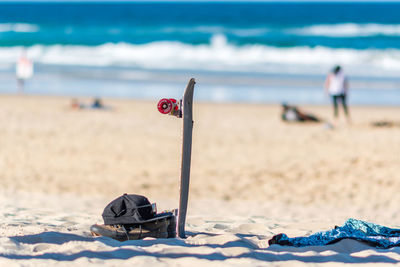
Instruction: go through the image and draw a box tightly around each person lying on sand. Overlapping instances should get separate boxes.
[91,98,105,109]
[70,98,111,110]
[281,103,320,123]
[70,98,84,109]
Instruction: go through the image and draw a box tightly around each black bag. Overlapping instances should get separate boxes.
[102,194,155,225]
[92,193,177,240]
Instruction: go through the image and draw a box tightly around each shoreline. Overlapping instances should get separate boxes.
[2,63,400,105]
[2,92,400,108]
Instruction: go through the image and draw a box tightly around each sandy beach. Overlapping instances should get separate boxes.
[1,95,400,266]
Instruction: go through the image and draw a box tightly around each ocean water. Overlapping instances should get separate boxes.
[1,2,400,105]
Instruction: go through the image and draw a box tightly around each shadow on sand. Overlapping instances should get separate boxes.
[1,231,398,264]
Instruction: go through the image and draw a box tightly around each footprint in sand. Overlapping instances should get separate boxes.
[186,234,239,246]
[213,223,230,230]
[33,244,51,253]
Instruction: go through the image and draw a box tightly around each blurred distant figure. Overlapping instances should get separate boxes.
[70,98,84,109]
[324,65,350,124]
[91,98,105,109]
[70,97,110,110]
[372,121,400,128]
[281,103,320,123]
[16,50,34,93]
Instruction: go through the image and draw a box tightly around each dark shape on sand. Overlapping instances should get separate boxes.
[91,194,176,241]
[70,98,111,110]
[372,121,400,128]
[281,103,320,123]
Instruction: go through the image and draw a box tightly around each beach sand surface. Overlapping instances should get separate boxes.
[0,95,400,266]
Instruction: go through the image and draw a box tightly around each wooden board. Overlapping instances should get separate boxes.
[178,78,195,238]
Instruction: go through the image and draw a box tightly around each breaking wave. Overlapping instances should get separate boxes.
[0,23,39,33]
[292,23,400,37]
[2,34,400,75]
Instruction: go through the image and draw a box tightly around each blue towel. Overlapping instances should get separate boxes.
[269,218,400,248]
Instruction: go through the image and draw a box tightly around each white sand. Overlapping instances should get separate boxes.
[2,191,400,266]
[0,95,400,266]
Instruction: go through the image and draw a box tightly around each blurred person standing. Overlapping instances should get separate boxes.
[16,49,34,93]
[324,65,351,125]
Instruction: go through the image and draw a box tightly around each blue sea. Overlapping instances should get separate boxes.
[1,2,400,105]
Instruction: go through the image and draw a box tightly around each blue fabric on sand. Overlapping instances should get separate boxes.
[269,218,400,248]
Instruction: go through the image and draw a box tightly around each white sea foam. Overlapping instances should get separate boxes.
[2,35,400,77]
[161,23,400,38]
[0,23,39,33]
[159,25,270,37]
[160,25,226,34]
[291,23,400,37]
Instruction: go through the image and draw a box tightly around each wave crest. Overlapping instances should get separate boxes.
[1,36,400,76]
[292,23,400,37]
[0,23,39,33]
